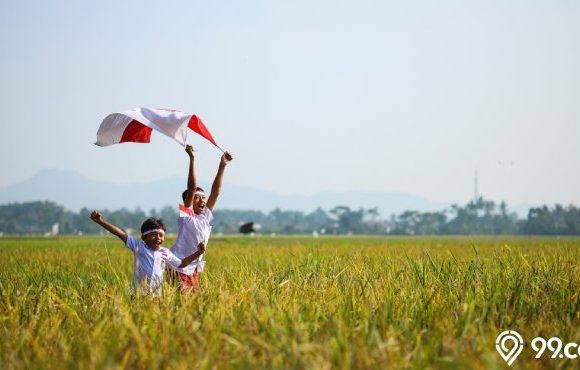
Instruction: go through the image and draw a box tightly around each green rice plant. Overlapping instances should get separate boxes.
[0,236,578,369]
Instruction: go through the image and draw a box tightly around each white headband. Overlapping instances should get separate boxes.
[142,229,165,236]
[194,190,205,196]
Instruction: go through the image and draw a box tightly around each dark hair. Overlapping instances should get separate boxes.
[140,217,166,234]
[182,187,205,203]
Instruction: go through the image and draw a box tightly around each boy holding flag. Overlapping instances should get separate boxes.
[168,144,233,292]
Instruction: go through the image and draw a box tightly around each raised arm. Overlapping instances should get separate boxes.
[90,211,128,243]
[183,145,197,208]
[206,152,233,211]
[178,242,206,268]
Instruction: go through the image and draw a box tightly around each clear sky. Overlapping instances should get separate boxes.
[1,0,579,206]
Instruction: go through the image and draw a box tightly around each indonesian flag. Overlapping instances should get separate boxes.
[95,107,218,147]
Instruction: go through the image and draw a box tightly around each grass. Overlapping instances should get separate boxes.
[0,235,579,369]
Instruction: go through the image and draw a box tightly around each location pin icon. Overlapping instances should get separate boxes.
[496,330,525,366]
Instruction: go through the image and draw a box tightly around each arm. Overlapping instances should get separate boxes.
[184,145,197,208]
[206,152,233,211]
[90,211,128,243]
[178,242,206,268]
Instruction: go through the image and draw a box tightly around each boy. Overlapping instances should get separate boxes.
[90,211,205,295]
[168,144,233,292]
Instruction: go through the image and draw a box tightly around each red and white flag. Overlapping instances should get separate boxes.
[95,107,218,148]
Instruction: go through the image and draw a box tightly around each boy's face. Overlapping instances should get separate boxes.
[141,231,165,250]
[192,193,206,214]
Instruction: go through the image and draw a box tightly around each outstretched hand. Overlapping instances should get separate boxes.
[221,151,233,165]
[185,145,196,158]
[90,211,102,222]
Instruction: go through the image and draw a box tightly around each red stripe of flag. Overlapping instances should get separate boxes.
[120,120,153,143]
[188,115,217,147]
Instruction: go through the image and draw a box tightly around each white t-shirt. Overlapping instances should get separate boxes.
[169,206,213,275]
[126,236,182,294]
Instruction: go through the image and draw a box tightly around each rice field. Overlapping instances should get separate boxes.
[1,235,579,369]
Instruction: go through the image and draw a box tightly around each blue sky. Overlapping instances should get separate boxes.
[1,0,579,206]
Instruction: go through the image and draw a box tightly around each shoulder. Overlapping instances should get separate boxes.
[178,204,195,218]
[125,235,146,251]
[201,207,214,222]
[178,204,195,224]
[126,235,141,250]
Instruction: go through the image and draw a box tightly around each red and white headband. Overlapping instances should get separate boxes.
[142,229,165,236]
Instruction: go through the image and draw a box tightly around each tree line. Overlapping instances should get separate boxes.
[1,198,580,235]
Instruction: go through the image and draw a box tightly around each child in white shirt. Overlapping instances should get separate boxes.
[168,144,233,292]
[90,211,205,295]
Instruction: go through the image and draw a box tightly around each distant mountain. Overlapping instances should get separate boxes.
[0,169,447,216]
